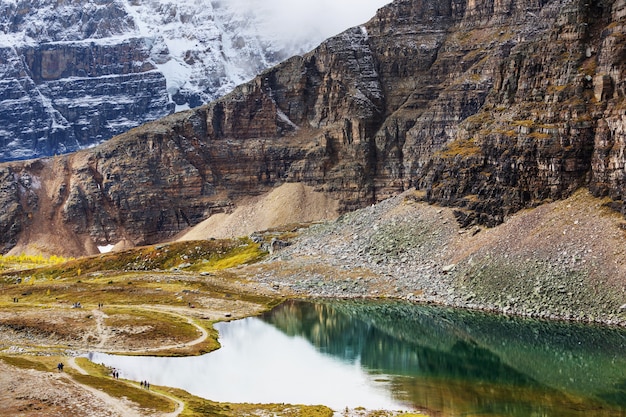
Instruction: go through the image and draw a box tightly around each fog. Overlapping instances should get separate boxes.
[226,0,392,47]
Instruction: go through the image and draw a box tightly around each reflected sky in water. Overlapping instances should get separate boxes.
[89,300,626,415]
[89,316,410,410]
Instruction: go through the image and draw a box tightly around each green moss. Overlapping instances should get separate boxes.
[0,351,177,416]
[74,357,110,377]
[1,239,266,281]
[162,386,334,417]
[200,243,265,271]
[104,307,202,344]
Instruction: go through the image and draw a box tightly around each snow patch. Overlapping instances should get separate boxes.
[98,244,115,254]
[277,108,298,130]
[106,118,140,130]
[154,58,193,97]
[175,103,191,112]
[0,0,392,160]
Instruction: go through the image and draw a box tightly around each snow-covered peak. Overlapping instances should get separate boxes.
[119,0,277,105]
[0,0,135,44]
[0,0,390,162]
[1,0,390,106]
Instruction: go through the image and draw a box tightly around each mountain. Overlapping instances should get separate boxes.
[1,0,625,257]
[0,0,386,162]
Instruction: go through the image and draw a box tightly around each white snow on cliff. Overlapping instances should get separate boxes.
[117,0,391,105]
[0,0,389,105]
[0,0,390,160]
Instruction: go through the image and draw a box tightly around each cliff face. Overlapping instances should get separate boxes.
[1,0,626,255]
[0,40,172,161]
[0,0,172,161]
[0,0,332,162]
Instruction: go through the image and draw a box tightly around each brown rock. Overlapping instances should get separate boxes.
[1,0,626,255]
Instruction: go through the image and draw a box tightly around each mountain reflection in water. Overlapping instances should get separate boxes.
[89,300,626,415]
[260,300,626,416]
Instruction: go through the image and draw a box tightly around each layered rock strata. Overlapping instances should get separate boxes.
[0,0,327,162]
[1,0,626,255]
[0,40,172,161]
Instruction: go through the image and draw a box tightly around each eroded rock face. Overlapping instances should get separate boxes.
[1,0,626,254]
[0,0,335,163]
[0,40,172,161]
[0,0,173,161]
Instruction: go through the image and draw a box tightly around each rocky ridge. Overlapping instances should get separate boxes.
[0,0,345,162]
[1,0,626,260]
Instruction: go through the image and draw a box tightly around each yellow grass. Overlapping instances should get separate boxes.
[0,254,73,271]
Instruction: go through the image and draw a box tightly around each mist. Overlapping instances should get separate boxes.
[226,0,392,48]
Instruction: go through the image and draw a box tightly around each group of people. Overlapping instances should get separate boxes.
[111,367,150,389]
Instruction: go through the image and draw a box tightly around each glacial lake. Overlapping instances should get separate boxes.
[89,300,626,415]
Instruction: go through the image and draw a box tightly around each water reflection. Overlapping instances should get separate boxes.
[90,300,626,415]
[89,316,409,410]
[261,300,626,416]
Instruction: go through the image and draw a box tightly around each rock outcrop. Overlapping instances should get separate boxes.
[0,0,334,162]
[1,0,626,255]
[0,40,172,161]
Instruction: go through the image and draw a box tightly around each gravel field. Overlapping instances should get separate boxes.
[245,189,626,326]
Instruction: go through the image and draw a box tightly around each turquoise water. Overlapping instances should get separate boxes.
[90,300,626,415]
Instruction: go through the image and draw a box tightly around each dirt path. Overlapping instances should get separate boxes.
[67,357,87,375]
[92,309,111,349]
[141,307,209,352]
[158,391,185,417]
[64,358,143,416]
[69,305,205,416]
[141,306,209,352]
[67,356,184,417]
[6,305,208,416]
[61,373,144,417]
[98,306,209,354]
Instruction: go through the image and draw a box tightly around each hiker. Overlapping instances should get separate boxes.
[57,362,64,372]
[140,380,144,388]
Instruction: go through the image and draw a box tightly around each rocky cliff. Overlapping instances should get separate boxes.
[1,0,626,256]
[0,0,345,162]
[0,39,172,160]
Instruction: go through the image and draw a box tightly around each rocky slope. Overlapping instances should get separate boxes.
[0,0,385,162]
[246,189,626,325]
[1,0,626,258]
